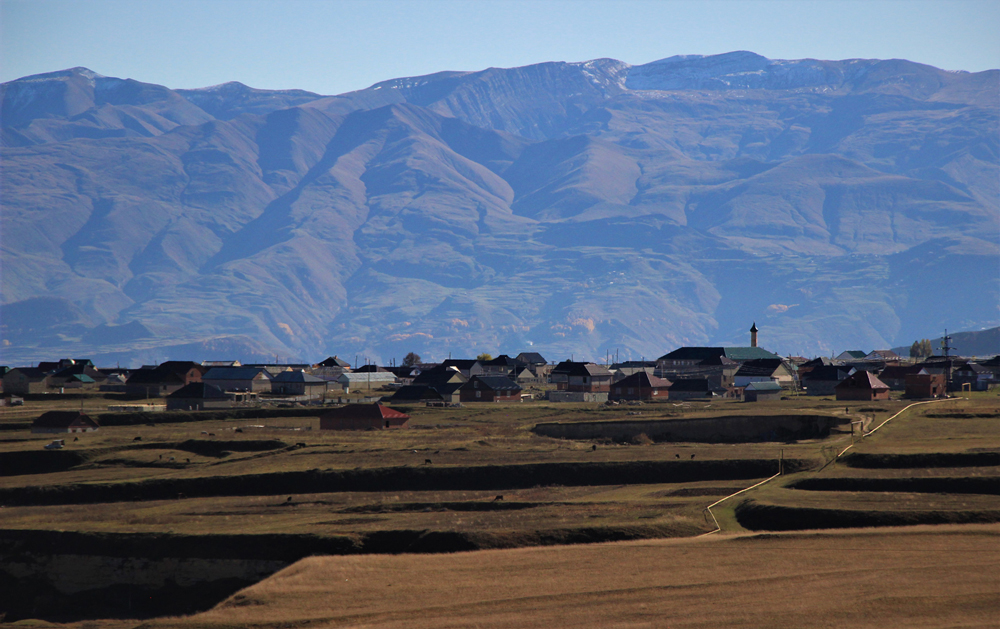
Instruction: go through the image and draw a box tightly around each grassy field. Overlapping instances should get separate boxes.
[137,525,1000,629]
[1,389,998,625]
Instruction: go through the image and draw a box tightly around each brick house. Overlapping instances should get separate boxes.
[125,361,206,397]
[460,376,522,402]
[320,404,410,430]
[905,369,948,398]
[610,371,672,401]
[835,371,890,401]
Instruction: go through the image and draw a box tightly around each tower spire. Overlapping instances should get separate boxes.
[750,321,758,348]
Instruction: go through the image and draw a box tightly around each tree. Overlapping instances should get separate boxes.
[909,339,933,358]
[402,352,421,367]
[477,353,493,362]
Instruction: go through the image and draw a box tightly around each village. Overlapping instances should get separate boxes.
[2,324,996,436]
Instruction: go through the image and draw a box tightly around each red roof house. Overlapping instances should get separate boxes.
[319,403,410,430]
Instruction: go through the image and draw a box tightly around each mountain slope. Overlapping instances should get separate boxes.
[1,53,997,364]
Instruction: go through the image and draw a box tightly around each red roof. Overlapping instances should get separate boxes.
[320,403,410,421]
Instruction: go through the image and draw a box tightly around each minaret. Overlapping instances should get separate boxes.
[750,322,758,348]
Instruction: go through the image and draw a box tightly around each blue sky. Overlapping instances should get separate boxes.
[2,0,999,94]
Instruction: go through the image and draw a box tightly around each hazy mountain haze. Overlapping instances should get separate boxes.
[1,52,997,365]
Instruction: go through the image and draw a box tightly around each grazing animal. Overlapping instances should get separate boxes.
[159,454,163,460]
[235,428,243,433]
[287,496,293,502]
[73,437,79,441]
[169,456,175,461]
[675,454,680,459]
[185,458,190,463]
[690,454,695,459]
[493,495,504,501]
[201,431,208,435]
[592,444,597,451]
[424,459,432,465]
[434,450,440,454]
[208,433,216,437]
[133,436,142,441]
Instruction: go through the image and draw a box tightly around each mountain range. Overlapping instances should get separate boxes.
[1,52,998,365]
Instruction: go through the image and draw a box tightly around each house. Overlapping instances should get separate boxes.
[951,362,995,392]
[516,352,551,378]
[317,356,351,369]
[125,361,206,397]
[32,411,99,433]
[836,350,868,361]
[202,367,272,393]
[412,366,467,386]
[610,371,672,401]
[202,360,242,368]
[865,349,901,363]
[557,362,612,392]
[835,371,890,401]
[481,355,522,377]
[389,384,453,404]
[513,367,542,385]
[801,366,852,396]
[732,359,794,388]
[744,381,783,402]
[905,369,947,398]
[336,371,398,392]
[439,359,484,379]
[877,364,925,390]
[48,362,106,389]
[270,370,330,396]
[319,404,410,430]
[668,378,713,400]
[610,360,657,381]
[460,376,522,402]
[2,368,55,395]
[166,383,233,411]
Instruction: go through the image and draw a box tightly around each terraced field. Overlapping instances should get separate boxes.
[0,391,998,624]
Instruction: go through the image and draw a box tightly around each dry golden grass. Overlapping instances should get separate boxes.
[136,524,1000,629]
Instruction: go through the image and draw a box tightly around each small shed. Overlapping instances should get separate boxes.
[835,371,890,401]
[744,381,782,402]
[32,411,99,434]
[166,382,233,411]
[668,378,713,400]
[320,403,410,430]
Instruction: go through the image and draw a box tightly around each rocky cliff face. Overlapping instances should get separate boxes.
[2,53,997,364]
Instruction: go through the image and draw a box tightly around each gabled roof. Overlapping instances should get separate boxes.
[464,376,522,392]
[560,362,612,378]
[203,367,271,381]
[866,349,900,360]
[658,347,726,362]
[614,371,672,389]
[734,359,786,377]
[441,359,482,370]
[836,371,890,390]
[515,352,547,365]
[879,365,924,379]
[837,350,868,360]
[271,370,326,383]
[318,356,351,368]
[321,403,409,420]
[33,411,99,428]
[168,382,229,399]
[6,367,50,381]
[412,367,467,385]
[390,385,444,401]
[126,368,185,385]
[722,347,782,361]
[746,381,782,391]
[484,354,521,368]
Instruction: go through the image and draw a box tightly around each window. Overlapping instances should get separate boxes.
[476,391,481,398]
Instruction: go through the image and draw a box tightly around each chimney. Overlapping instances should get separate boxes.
[750,322,758,348]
